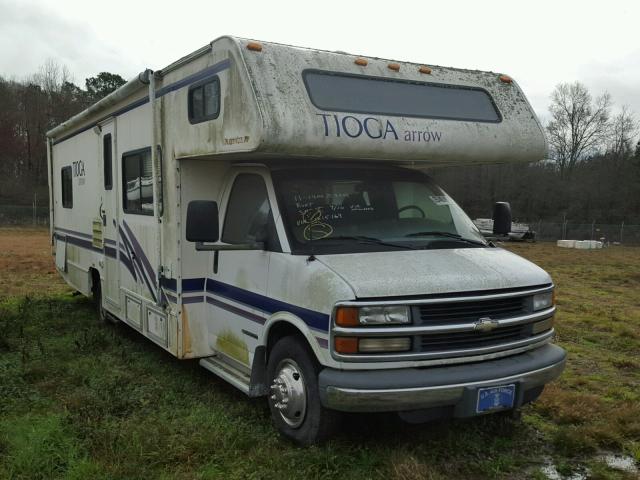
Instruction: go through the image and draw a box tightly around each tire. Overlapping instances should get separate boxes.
[266,335,339,445]
[92,277,113,324]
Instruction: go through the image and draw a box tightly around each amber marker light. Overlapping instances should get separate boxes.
[419,66,432,74]
[499,74,513,84]
[246,41,263,52]
[334,337,358,354]
[388,63,400,72]
[354,58,368,66]
[335,307,359,327]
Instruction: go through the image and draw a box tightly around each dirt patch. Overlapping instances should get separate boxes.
[0,227,69,298]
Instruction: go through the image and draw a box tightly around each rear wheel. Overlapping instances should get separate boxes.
[266,336,339,445]
[91,275,114,324]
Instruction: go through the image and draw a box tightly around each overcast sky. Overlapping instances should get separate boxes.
[1,0,639,120]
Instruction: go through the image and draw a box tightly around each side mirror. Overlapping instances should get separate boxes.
[186,200,219,243]
[492,202,512,235]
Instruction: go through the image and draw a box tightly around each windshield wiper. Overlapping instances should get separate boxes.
[314,235,417,250]
[404,231,487,247]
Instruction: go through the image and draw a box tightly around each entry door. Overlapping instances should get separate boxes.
[207,172,280,369]
[100,121,120,306]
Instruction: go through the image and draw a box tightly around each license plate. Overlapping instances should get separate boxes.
[476,384,516,413]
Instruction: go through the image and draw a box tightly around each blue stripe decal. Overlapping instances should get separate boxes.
[182,278,205,292]
[155,59,231,98]
[52,96,149,145]
[52,59,231,146]
[160,277,177,291]
[204,278,330,332]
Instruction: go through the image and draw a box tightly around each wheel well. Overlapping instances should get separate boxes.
[266,321,314,362]
[89,268,100,296]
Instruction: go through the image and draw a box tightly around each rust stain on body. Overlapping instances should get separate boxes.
[181,307,192,356]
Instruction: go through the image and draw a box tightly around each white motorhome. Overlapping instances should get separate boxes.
[47,36,565,444]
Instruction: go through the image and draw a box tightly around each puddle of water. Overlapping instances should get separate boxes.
[540,459,588,480]
[601,454,638,473]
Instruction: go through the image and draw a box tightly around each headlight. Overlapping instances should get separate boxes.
[359,305,411,325]
[532,292,554,311]
[335,305,411,327]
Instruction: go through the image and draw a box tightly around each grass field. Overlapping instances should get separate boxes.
[0,228,639,479]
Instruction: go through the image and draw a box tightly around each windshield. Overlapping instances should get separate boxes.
[272,167,488,254]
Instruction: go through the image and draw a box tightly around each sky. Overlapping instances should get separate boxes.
[1,0,639,120]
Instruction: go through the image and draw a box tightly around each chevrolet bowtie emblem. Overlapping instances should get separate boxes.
[474,317,499,332]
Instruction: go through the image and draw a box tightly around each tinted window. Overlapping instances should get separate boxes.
[61,166,73,208]
[304,70,501,122]
[122,148,153,215]
[103,134,112,190]
[188,76,220,124]
[222,174,280,251]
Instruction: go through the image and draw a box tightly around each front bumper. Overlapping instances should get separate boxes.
[318,344,566,415]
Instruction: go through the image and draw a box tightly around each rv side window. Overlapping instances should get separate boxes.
[122,148,153,215]
[222,174,280,251]
[61,166,73,208]
[103,134,112,190]
[188,76,220,124]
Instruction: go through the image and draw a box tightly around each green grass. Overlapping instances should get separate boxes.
[1,243,639,479]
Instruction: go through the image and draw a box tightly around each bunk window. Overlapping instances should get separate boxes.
[61,166,73,208]
[188,76,220,124]
[303,70,501,123]
[122,148,153,215]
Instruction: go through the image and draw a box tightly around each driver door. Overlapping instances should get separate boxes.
[207,171,281,370]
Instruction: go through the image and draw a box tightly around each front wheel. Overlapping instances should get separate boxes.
[266,336,339,445]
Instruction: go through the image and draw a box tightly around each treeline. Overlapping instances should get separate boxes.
[430,150,640,223]
[0,64,638,223]
[0,61,125,204]
[433,82,640,223]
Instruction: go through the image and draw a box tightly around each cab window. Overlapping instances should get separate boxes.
[222,174,281,251]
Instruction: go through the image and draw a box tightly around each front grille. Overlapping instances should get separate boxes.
[420,324,527,352]
[418,296,525,324]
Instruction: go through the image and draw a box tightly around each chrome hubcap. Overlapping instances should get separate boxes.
[270,359,307,428]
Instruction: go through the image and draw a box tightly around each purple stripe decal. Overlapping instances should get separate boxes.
[122,221,156,284]
[54,227,115,247]
[183,296,204,304]
[54,227,92,240]
[315,337,329,349]
[119,227,147,283]
[165,292,177,304]
[120,222,157,302]
[118,247,137,281]
[205,296,266,325]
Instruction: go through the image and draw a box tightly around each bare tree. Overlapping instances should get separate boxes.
[546,82,611,179]
[35,58,72,95]
[607,106,639,168]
